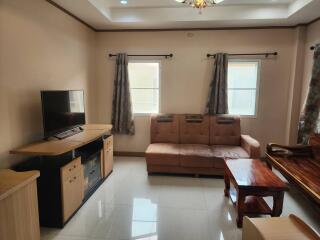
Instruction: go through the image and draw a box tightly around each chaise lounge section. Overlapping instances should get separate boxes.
[146,114,260,176]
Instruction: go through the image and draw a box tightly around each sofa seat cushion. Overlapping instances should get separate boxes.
[211,145,250,168]
[145,143,180,166]
[180,144,214,168]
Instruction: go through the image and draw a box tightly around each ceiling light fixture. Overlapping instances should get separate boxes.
[120,0,128,5]
[175,0,223,14]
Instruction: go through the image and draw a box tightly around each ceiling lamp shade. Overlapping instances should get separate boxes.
[175,0,223,13]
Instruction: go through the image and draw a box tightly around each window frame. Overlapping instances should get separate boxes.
[227,58,261,118]
[128,59,162,116]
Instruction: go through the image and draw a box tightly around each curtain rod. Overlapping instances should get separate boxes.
[108,53,173,59]
[207,52,278,58]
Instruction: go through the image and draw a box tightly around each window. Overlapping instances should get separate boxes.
[227,60,260,116]
[128,61,160,114]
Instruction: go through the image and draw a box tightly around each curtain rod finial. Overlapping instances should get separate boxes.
[266,52,278,57]
[166,54,173,59]
[207,54,215,58]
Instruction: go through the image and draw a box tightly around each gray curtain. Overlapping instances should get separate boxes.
[205,53,229,115]
[298,44,320,144]
[111,53,135,135]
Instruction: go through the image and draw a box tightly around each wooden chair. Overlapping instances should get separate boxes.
[266,134,320,206]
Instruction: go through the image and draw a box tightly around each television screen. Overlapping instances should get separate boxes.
[41,90,85,138]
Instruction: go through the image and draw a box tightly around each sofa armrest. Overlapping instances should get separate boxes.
[241,135,261,158]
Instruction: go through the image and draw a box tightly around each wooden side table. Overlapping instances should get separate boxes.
[224,159,287,228]
[0,169,40,240]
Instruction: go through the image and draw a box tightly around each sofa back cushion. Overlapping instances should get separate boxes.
[179,114,210,145]
[150,114,179,143]
[210,115,241,145]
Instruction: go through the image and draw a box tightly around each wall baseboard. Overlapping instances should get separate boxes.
[114,151,145,157]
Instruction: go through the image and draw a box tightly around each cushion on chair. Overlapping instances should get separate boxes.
[210,115,241,145]
[180,144,214,168]
[150,114,180,144]
[145,143,180,166]
[179,114,210,145]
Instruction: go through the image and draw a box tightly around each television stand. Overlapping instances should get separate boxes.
[10,124,113,228]
[54,127,83,140]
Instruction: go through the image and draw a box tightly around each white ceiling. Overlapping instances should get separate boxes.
[103,0,296,7]
[51,0,320,30]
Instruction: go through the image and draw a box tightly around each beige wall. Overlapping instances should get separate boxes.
[95,29,297,153]
[0,0,96,168]
[285,26,307,144]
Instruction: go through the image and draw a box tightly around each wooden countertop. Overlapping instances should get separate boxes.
[0,169,40,201]
[10,124,112,156]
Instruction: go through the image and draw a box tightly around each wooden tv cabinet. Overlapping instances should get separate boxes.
[11,124,113,228]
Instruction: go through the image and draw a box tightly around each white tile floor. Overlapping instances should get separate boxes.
[41,157,320,240]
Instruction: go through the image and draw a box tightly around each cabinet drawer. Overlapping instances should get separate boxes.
[61,169,84,223]
[103,136,113,151]
[61,157,81,180]
[103,148,113,177]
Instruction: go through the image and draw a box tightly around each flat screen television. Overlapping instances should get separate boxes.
[41,90,85,139]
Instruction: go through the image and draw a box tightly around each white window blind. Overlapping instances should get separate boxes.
[128,61,160,114]
[227,60,260,116]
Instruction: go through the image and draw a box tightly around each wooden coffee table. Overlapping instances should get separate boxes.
[224,158,287,228]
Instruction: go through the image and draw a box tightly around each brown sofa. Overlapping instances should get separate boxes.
[146,114,260,176]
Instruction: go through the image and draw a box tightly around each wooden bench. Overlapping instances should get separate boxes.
[266,143,320,207]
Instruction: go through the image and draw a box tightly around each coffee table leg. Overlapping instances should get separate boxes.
[236,191,245,228]
[272,191,284,217]
[224,172,230,197]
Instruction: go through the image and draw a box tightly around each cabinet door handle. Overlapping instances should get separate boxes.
[68,165,77,172]
[69,176,77,183]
